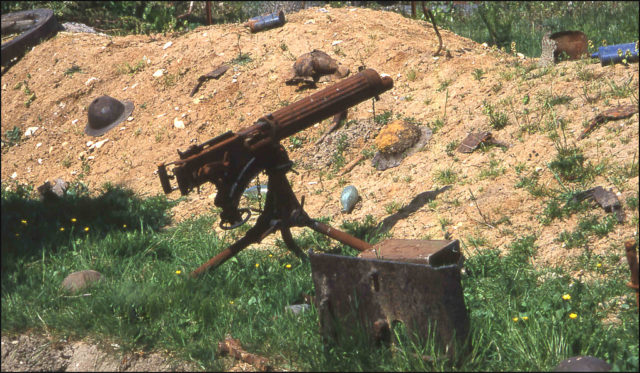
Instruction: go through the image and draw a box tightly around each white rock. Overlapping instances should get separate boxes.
[433,57,440,61]
[153,69,164,78]
[36,143,42,149]
[70,170,77,175]
[517,52,525,59]
[120,127,126,131]
[157,113,166,118]
[202,32,207,37]
[318,8,328,12]
[86,141,94,147]
[88,156,95,160]
[131,83,138,89]
[482,42,488,48]
[174,118,185,129]
[616,192,622,196]
[349,8,357,11]
[162,41,173,50]
[122,86,128,91]
[10,172,17,179]
[127,116,134,121]
[59,102,66,108]
[38,159,43,164]
[61,142,68,147]
[71,119,79,125]
[24,127,39,137]
[85,77,98,86]
[174,106,179,111]
[304,19,315,24]
[308,181,318,185]
[332,40,343,46]
[93,139,109,149]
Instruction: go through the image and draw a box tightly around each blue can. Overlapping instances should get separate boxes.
[591,42,639,66]
[246,10,285,33]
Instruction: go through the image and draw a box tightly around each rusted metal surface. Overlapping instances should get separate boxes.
[549,31,588,61]
[310,242,469,356]
[358,239,462,267]
[625,240,639,308]
[287,49,350,86]
[217,337,272,372]
[189,64,229,97]
[159,69,393,277]
[578,104,638,140]
[245,10,285,33]
[456,131,508,153]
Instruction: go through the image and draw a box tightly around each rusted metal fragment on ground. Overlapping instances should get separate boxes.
[358,239,462,267]
[578,104,638,140]
[189,64,229,97]
[456,131,508,153]
[575,186,625,222]
[309,239,469,356]
[625,240,639,308]
[372,126,432,170]
[217,337,272,372]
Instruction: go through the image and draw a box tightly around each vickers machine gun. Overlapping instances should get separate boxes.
[157,69,393,277]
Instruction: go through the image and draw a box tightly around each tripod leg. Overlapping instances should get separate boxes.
[281,226,307,261]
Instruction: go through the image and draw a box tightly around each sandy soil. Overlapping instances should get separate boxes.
[2,5,638,371]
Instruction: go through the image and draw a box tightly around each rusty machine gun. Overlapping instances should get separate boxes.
[157,69,393,277]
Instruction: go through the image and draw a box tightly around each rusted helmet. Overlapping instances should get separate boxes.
[85,95,134,137]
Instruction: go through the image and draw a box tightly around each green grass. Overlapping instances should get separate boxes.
[2,183,638,371]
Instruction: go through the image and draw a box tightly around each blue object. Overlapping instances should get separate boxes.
[243,185,268,198]
[247,10,285,33]
[340,185,359,213]
[591,42,638,66]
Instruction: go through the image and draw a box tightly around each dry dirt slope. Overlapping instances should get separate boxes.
[1,5,638,269]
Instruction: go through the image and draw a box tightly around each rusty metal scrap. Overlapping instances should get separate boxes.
[309,239,469,356]
[456,131,509,153]
[245,10,285,33]
[578,104,638,140]
[286,49,350,85]
[189,64,229,97]
[217,337,272,372]
[372,126,432,171]
[573,186,624,223]
[625,240,639,308]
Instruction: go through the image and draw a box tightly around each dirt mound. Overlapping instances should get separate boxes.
[1,5,638,271]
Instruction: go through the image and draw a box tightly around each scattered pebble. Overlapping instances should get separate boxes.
[85,77,98,86]
[131,83,138,89]
[318,8,328,12]
[174,118,185,129]
[122,86,128,91]
[127,116,134,121]
[202,32,207,37]
[162,41,173,50]
[153,69,164,78]
[86,141,94,147]
[120,127,126,131]
[304,19,315,24]
[157,113,166,118]
[37,159,43,164]
[174,106,179,111]
[308,181,318,185]
[331,40,343,46]
[11,172,17,179]
[71,119,79,125]
[36,143,42,149]
[24,127,39,137]
[93,139,109,149]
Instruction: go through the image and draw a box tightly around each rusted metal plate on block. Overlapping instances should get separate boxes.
[358,239,462,267]
[309,248,469,356]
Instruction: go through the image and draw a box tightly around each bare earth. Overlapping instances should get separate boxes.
[1,5,638,371]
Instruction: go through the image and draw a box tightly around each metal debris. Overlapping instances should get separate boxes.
[573,186,624,222]
[217,337,271,372]
[189,64,229,97]
[578,104,638,140]
[309,239,469,355]
[456,131,509,153]
[553,356,611,372]
[591,42,639,66]
[245,10,285,33]
[286,49,350,86]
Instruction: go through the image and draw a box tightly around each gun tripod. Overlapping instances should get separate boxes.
[191,163,372,277]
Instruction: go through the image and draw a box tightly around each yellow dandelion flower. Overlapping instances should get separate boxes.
[596,263,602,268]
[268,254,273,258]
[230,300,234,304]
[123,224,127,228]
[21,219,27,225]
[71,218,77,223]
[562,294,571,301]
[285,264,292,269]
[512,317,519,322]
[255,263,259,268]
[84,227,89,232]
[175,270,181,274]
[569,313,578,319]
[15,233,20,237]
[60,227,65,232]
[522,316,529,321]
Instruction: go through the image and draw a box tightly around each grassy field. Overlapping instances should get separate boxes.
[2,181,638,371]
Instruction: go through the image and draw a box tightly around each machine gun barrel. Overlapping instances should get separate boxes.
[238,68,393,143]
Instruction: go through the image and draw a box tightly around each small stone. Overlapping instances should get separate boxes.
[36,142,42,149]
[127,116,134,121]
[60,270,103,293]
[285,304,310,315]
[85,77,98,86]
[10,172,17,179]
[93,139,109,149]
[162,41,173,50]
[24,127,39,137]
[153,69,164,78]
[304,19,315,24]
[174,118,185,129]
[71,119,79,125]
[131,83,138,89]
[331,40,343,46]
[341,185,359,213]
[37,158,43,164]
[86,141,94,147]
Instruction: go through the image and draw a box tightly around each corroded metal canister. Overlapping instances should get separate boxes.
[246,10,285,33]
[591,42,639,66]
